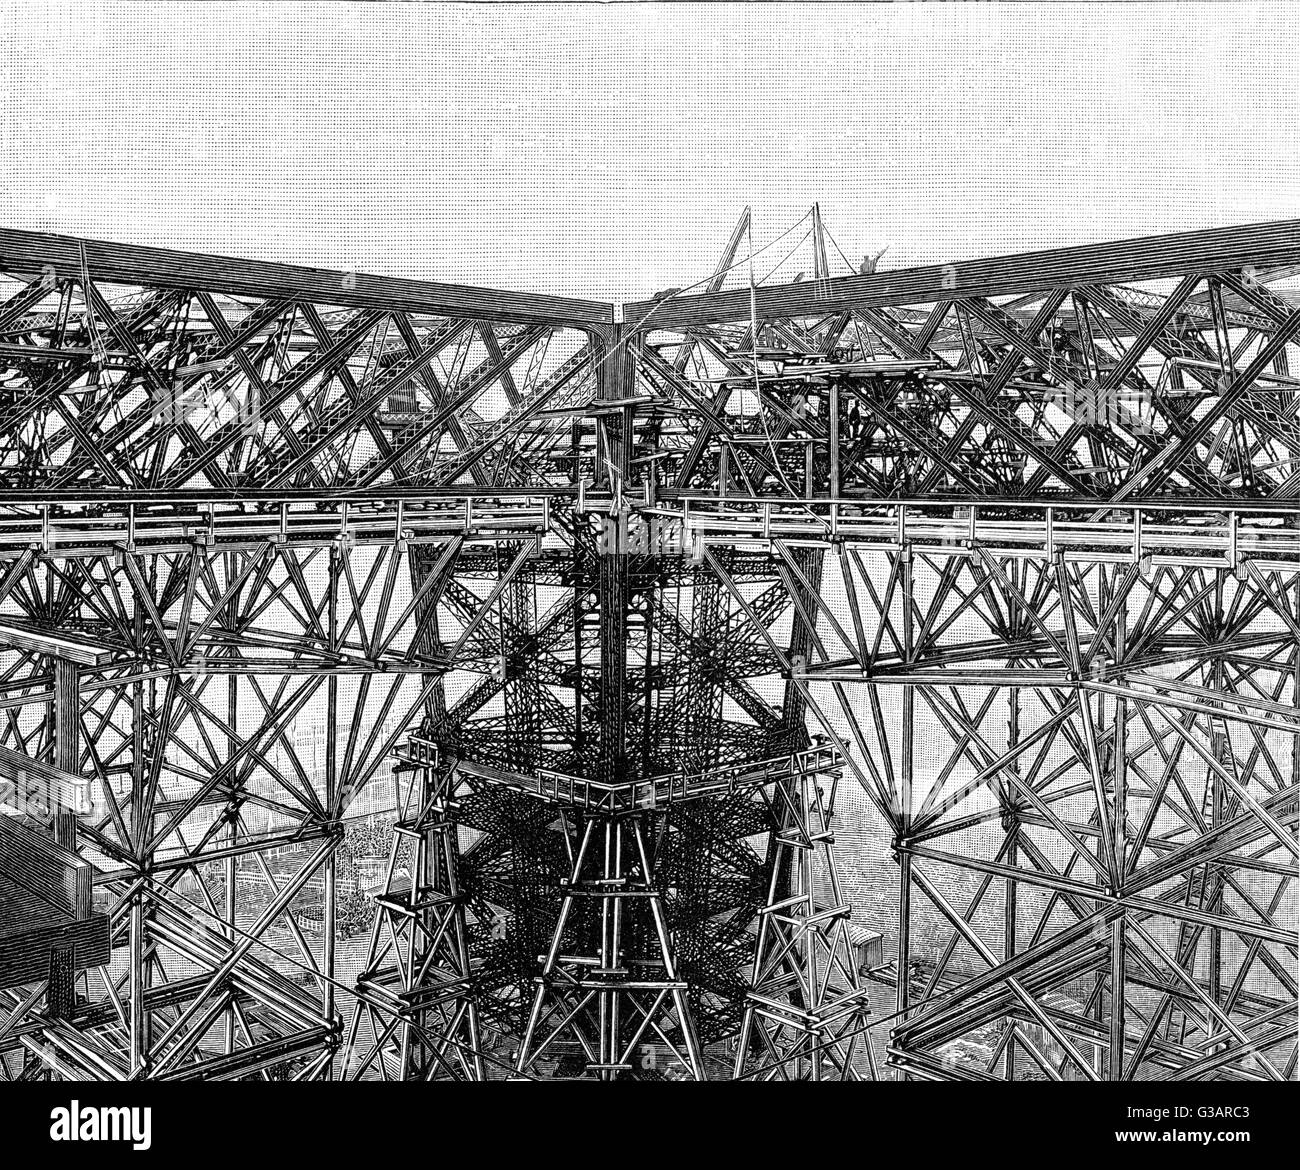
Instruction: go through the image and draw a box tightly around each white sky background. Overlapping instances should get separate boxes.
[1,0,1298,303]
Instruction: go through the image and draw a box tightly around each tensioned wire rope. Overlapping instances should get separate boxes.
[580,208,819,503]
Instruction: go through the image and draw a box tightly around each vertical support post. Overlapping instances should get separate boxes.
[1003,684,1020,1080]
[1207,570,1225,1042]
[735,766,874,1081]
[46,653,83,1018]
[1294,572,1300,794]
[802,797,819,1082]
[129,891,146,1075]
[896,538,915,1080]
[896,849,911,1081]
[225,646,237,1057]
[596,324,631,789]
[829,378,840,500]
[1109,915,1127,1080]
[52,659,79,851]
[129,599,150,1076]
[811,202,829,281]
[323,542,340,1067]
[46,943,75,1021]
[1110,579,1127,1079]
[516,813,701,1081]
[1002,839,1017,1079]
[46,647,80,1020]
[572,425,585,762]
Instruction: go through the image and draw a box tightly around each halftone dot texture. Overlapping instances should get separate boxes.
[2,0,1292,1064]
[3,0,1299,304]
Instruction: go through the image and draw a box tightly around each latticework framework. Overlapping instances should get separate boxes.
[0,214,1295,1081]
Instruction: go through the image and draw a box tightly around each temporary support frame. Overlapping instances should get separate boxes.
[734,767,876,1081]
[515,811,705,1081]
[0,213,1295,1080]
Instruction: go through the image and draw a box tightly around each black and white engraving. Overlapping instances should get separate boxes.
[0,2,1294,1108]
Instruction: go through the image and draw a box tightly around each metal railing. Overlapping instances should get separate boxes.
[399,736,843,812]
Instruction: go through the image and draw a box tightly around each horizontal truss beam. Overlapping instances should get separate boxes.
[0,228,614,329]
[626,218,1300,328]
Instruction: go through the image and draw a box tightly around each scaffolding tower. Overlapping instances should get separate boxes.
[0,214,1295,1081]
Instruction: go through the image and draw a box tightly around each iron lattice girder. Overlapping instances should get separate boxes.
[4,217,1300,505]
[0,268,601,493]
[0,216,1296,1082]
[0,228,614,328]
[633,274,1300,502]
[626,218,1300,329]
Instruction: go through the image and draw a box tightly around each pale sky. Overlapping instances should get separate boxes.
[2,1,1298,303]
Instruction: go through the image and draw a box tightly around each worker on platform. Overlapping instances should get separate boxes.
[846,398,864,441]
[859,247,888,275]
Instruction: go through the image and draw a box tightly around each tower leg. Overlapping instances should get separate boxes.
[514,812,704,1081]
[347,748,483,1080]
[735,770,876,1081]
